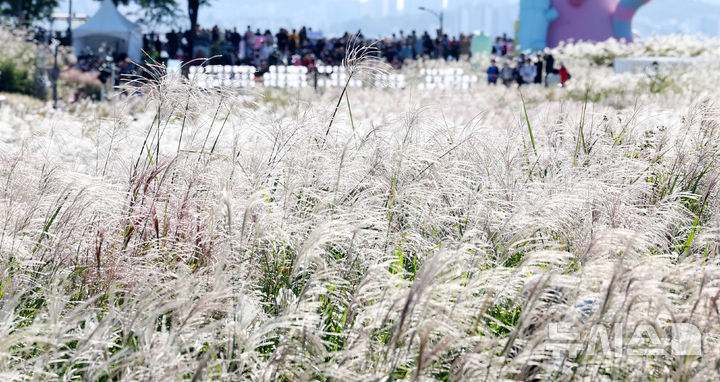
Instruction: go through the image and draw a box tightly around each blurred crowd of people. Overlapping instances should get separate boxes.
[75,46,137,81]
[491,34,516,57]
[53,23,575,91]
[486,52,571,87]
[144,25,481,70]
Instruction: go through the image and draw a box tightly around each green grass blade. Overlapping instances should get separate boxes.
[519,90,537,157]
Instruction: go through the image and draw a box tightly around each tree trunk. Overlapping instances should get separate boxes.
[17,0,26,26]
[188,0,199,63]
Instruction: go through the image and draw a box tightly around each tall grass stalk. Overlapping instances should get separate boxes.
[2,33,720,381]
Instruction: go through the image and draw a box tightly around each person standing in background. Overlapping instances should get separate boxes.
[504,37,513,56]
[520,58,537,85]
[409,30,418,59]
[534,52,544,84]
[230,28,241,55]
[460,34,471,60]
[244,26,254,59]
[501,62,514,87]
[559,61,571,86]
[166,30,179,58]
[299,26,307,48]
[544,52,555,77]
[487,59,500,85]
[493,37,503,56]
[277,28,289,55]
[422,31,434,57]
[264,30,274,48]
[289,29,298,54]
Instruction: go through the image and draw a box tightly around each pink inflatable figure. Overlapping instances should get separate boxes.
[546,0,651,48]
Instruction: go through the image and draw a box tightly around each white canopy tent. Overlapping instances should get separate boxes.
[72,0,142,62]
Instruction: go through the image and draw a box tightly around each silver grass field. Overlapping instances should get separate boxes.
[2,31,720,380]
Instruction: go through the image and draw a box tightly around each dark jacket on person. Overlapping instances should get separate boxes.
[534,60,543,83]
[544,54,555,75]
[487,65,499,83]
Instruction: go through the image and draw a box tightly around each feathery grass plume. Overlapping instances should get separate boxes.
[342,34,391,85]
[324,34,392,144]
[3,26,720,380]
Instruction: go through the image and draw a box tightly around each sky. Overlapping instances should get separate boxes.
[52,0,720,38]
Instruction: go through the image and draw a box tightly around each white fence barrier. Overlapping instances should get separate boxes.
[418,68,478,89]
[187,65,478,90]
[189,65,257,88]
[262,65,309,88]
[613,57,710,74]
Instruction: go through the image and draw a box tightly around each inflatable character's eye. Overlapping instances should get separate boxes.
[569,0,584,6]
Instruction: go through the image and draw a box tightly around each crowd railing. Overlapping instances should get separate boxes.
[186,64,478,90]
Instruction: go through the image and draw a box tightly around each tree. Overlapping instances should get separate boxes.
[109,0,210,61]
[112,0,180,27]
[0,0,59,25]
[186,0,210,61]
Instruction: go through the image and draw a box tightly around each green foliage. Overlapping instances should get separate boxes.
[112,0,181,26]
[0,27,49,99]
[589,52,621,67]
[0,59,33,95]
[503,252,524,267]
[0,0,58,22]
[110,0,211,30]
[484,301,521,336]
[643,69,676,94]
[389,236,426,280]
